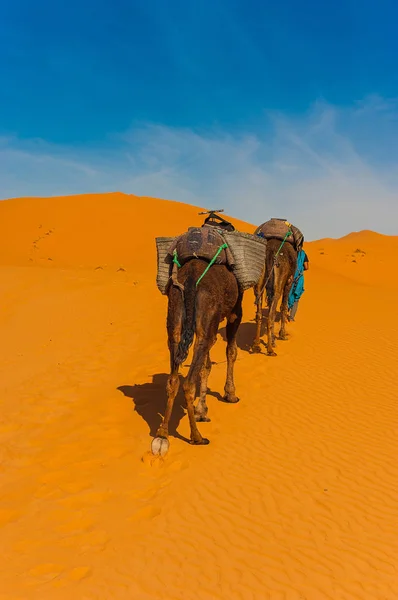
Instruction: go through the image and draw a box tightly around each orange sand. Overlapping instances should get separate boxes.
[0,193,397,599]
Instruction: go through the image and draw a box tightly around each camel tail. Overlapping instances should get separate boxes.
[175,273,197,366]
[265,249,276,306]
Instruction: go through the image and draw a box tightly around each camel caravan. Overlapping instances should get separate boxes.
[154,210,304,456]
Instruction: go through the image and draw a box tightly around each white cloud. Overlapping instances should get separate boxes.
[1,96,397,239]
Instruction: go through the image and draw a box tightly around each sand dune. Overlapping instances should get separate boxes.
[0,193,249,270]
[309,229,398,289]
[0,193,397,599]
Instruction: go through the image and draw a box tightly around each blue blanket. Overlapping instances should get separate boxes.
[288,250,306,309]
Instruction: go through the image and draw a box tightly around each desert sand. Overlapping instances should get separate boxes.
[0,193,397,599]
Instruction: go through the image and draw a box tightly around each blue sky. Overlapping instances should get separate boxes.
[1,0,398,238]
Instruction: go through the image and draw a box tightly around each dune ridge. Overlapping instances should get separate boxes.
[0,193,397,599]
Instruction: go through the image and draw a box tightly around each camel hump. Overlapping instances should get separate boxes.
[171,226,232,267]
[256,218,304,251]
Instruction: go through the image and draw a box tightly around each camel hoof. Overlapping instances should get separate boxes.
[195,414,211,422]
[223,395,240,404]
[278,335,288,341]
[267,350,277,357]
[190,437,210,446]
[151,437,170,457]
[251,345,261,354]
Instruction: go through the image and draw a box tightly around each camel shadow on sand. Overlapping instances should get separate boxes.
[118,309,285,439]
[117,373,223,443]
[218,307,282,353]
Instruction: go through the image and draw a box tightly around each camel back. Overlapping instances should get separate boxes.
[170,226,233,267]
[155,227,266,294]
[255,218,304,252]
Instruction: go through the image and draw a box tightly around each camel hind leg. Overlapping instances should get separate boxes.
[152,289,182,456]
[183,335,214,445]
[224,293,243,403]
[252,273,264,353]
[267,271,283,356]
[152,343,181,456]
[279,277,293,341]
[184,290,222,444]
[195,351,213,422]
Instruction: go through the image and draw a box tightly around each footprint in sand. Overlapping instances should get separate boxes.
[129,505,162,522]
[79,530,110,554]
[34,484,65,501]
[60,529,109,554]
[12,537,45,554]
[167,459,190,473]
[66,566,92,582]
[27,565,92,588]
[54,514,95,536]
[27,563,64,583]
[59,490,112,510]
[0,509,20,527]
[141,451,166,467]
[126,487,159,501]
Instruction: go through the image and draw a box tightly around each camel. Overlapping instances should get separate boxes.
[252,238,297,356]
[151,259,242,456]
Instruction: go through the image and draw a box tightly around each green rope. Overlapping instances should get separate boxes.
[173,249,181,268]
[196,243,228,287]
[274,229,293,259]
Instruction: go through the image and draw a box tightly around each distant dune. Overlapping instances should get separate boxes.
[0,193,397,599]
[0,193,249,269]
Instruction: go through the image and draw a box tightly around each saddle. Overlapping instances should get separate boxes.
[167,225,235,267]
[202,212,235,232]
[255,218,304,252]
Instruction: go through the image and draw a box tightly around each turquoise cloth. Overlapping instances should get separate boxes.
[288,250,306,309]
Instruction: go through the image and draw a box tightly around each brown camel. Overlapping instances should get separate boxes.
[252,238,297,356]
[151,259,242,456]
